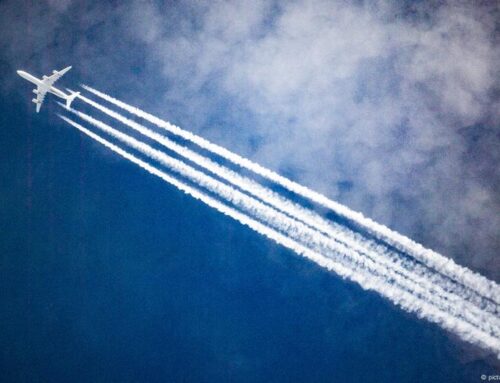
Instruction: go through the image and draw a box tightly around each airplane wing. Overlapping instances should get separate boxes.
[33,85,47,113]
[33,66,72,113]
[41,66,72,88]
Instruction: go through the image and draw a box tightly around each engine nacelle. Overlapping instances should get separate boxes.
[53,70,57,74]
[42,75,48,80]
[32,89,38,94]
[32,98,39,104]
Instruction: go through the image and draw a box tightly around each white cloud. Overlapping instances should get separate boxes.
[125,0,499,278]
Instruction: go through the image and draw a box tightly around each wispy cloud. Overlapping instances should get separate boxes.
[121,0,500,279]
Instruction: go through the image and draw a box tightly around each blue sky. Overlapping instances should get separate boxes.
[0,0,499,381]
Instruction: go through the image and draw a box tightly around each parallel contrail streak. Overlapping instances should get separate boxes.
[66,105,500,339]
[72,97,499,322]
[61,106,500,344]
[81,85,500,304]
[58,114,500,356]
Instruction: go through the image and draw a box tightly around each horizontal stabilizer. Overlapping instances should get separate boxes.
[65,90,80,109]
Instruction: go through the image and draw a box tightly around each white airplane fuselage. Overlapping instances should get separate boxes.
[17,70,68,99]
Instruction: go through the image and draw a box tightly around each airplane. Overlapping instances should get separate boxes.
[17,66,79,113]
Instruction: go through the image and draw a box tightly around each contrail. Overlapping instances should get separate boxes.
[81,85,500,304]
[58,114,500,356]
[71,96,499,319]
[64,104,500,339]
[61,105,500,343]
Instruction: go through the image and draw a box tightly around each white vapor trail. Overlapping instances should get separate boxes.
[58,114,500,356]
[64,103,500,340]
[81,85,500,305]
[70,96,499,322]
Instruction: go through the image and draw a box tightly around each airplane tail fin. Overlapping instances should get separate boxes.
[65,90,80,109]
